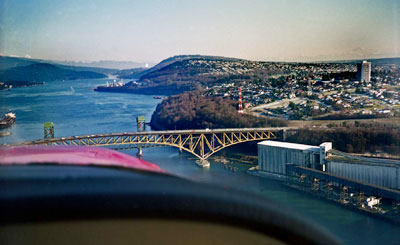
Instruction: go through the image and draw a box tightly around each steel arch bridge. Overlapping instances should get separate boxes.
[7,128,286,160]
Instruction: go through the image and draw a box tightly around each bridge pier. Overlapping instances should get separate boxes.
[196,159,210,168]
[136,144,143,159]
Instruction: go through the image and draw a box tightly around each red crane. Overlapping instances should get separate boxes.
[238,87,244,114]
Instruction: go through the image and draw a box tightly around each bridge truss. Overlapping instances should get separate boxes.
[9,128,282,160]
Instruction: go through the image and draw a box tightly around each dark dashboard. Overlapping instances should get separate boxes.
[0,164,339,244]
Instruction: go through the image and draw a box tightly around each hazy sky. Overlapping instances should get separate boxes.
[0,0,399,63]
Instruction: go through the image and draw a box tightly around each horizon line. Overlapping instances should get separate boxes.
[1,53,399,66]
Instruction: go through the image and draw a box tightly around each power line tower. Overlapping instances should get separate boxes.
[44,122,54,139]
[137,116,146,132]
[136,116,146,159]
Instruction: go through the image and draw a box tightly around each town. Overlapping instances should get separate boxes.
[203,60,400,120]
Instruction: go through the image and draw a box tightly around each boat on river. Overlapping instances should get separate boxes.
[0,112,16,129]
[0,132,11,137]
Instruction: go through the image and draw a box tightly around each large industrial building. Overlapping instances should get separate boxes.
[258,140,400,190]
[326,155,400,190]
[258,141,332,175]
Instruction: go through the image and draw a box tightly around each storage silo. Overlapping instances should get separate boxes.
[258,141,331,175]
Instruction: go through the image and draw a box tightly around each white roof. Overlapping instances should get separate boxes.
[258,140,320,152]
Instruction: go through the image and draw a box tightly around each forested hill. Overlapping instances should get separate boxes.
[150,91,288,130]
[287,127,400,156]
[0,55,117,74]
[0,62,107,82]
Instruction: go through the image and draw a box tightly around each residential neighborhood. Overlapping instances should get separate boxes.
[204,60,400,120]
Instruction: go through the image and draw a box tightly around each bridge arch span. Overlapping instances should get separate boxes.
[8,128,284,160]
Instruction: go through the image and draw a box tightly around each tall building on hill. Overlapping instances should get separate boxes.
[357,60,371,83]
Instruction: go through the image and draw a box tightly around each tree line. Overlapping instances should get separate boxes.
[286,128,400,155]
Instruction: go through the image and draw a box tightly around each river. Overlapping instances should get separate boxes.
[1,78,399,244]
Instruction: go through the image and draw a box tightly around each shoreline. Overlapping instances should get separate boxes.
[94,85,188,96]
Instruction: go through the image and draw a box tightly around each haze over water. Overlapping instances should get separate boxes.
[1,79,399,244]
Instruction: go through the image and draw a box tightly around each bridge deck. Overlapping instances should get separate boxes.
[7,127,290,146]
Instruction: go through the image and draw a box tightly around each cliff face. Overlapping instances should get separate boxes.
[150,92,288,130]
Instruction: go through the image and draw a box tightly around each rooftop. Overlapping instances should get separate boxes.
[258,140,320,152]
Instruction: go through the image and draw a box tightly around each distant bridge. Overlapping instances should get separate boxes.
[8,128,292,160]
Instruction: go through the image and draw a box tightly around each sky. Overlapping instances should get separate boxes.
[0,0,399,63]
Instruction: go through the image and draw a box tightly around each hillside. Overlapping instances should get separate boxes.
[114,54,243,79]
[114,67,148,79]
[98,55,282,95]
[0,56,38,70]
[143,55,244,75]
[368,57,400,66]
[0,56,117,75]
[0,62,107,82]
[150,91,288,130]
[53,60,154,70]
[95,54,400,96]
[326,57,400,65]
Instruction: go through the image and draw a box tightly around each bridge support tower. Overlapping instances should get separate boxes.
[136,144,143,159]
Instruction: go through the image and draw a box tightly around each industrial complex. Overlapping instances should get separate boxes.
[257,140,400,222]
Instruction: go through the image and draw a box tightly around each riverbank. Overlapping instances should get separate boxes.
[94,83,189,96]
[0,81,44,90]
